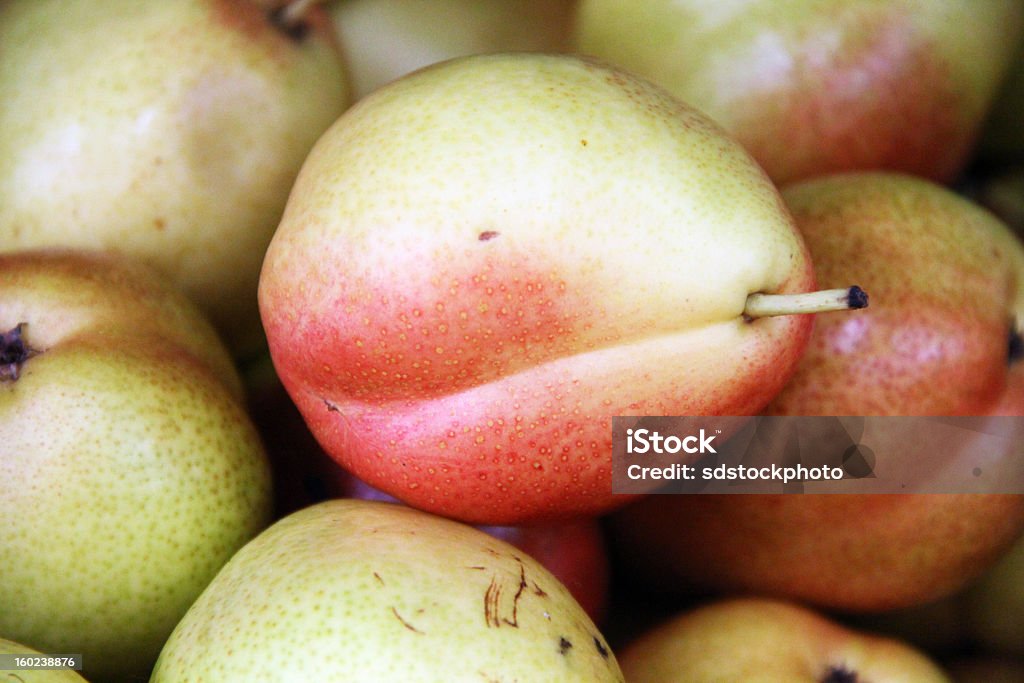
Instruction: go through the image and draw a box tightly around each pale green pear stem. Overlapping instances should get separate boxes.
[278,0,324,27]
[743,286,868,319]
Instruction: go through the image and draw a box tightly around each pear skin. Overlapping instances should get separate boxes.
[151,499,624,683]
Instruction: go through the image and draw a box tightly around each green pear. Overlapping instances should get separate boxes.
[330,0,575,100]
[0,638,89,683]
[573,0,1024,184]
[619,598,951,682]
[0,250,273,682]
[150,499,624,682]
[0,0,349,359]
[259,52,865,525]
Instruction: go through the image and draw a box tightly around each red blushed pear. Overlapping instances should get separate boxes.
[619,598,951,683]
[609,172,1024,612]
[258,52,866,526]
[573,0,1024,185]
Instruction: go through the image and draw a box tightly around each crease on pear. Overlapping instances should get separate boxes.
[306,312,787,414]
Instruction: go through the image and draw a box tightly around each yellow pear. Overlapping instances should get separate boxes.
[620,598,951,682]
[0,250,272,682]
[151,499,624,682]
[0,0,349,359]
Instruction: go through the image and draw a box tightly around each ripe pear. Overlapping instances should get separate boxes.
[331,0,576,100]
[0,0,349,359]
[0,638,89,683]
[573,0,1024,184]
[150,499,624,682]
[259,52,869,525]
[619,598,951,682]
[772,172,1023,416]
[0,250,273,682]
[609,172,1024,612]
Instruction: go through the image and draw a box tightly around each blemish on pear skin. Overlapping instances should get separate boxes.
[821,665,857,683]
[484,576,502,628]
[593,635,609,659]
[558,636,573,655]
[373,572,384,586]
[478,231,500,242]
[322,397,341,413]
[390,606,424,634]
[482,560,526,628]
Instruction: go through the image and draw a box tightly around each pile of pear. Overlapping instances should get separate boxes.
[2,1,1024,682]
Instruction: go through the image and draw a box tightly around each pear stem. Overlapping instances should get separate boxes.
[1,323,37,382]
[743,286,868,320]
[278,0,323,27]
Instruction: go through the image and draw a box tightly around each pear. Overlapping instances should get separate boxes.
[258,52,864,526]
[771,172,1023,416]
[619,598,951,682]
[573,0,1024,184]
[150,499,624,682]
[0,250,273,682]
[330,0,575,100]
[0,638,89,683]
[608,172,1024,612]
[0,0,349,359]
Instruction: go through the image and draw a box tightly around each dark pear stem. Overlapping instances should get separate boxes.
[821,665,858,683]
[1,323,37,382]
[1009,321,1023,364]
[269,0,321,39]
